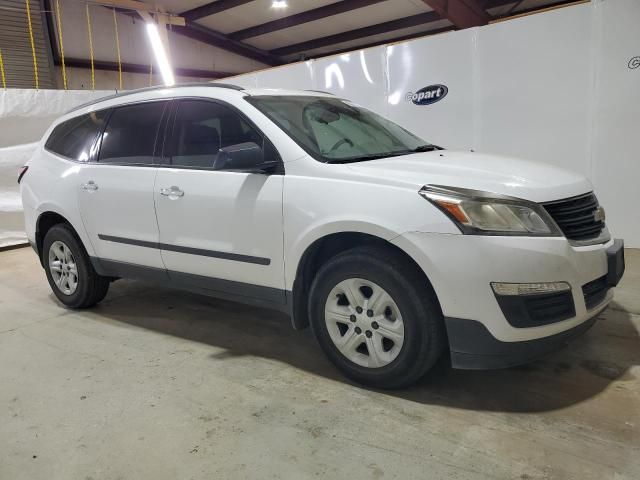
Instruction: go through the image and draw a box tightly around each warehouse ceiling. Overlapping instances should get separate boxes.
[158,0,582,63]
[20,0,584,86]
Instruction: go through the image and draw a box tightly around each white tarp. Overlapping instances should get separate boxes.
[0,89,115,247]
[0,143,37,246]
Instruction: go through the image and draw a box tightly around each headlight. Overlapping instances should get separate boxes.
[419,185,561,236]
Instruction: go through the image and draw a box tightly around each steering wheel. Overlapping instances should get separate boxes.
[330,138,354,152]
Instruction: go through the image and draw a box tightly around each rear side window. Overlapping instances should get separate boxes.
[98,101,167,165]
[45,110,109,161]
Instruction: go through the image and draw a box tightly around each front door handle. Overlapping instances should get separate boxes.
[81,181,98,192]
[160,186,184,198]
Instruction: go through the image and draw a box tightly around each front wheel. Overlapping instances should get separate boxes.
[308,246,445,389]
[43,224,110,309]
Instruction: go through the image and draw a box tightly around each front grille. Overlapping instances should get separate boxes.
[543,192,604,241]
[495,291,576,328]
[582,275,609,310]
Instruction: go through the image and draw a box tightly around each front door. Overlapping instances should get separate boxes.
[154,99,285,303]
[78,101,169,269]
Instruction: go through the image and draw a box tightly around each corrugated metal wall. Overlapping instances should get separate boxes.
[0,0,55,88]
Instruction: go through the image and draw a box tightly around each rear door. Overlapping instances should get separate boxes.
[77,101,169,268]
[153,99,285,303]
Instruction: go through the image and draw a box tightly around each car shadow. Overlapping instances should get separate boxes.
[90,280,640,414]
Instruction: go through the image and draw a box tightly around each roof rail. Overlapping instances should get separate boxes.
[305,89,335,95]
[65,82,245,114]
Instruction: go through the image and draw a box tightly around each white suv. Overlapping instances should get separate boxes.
[20,83,625,388]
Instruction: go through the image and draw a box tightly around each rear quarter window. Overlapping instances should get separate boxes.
[45,110,109,161]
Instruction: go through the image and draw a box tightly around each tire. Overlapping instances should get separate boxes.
[42,223,110,309]
[308,246,445,389]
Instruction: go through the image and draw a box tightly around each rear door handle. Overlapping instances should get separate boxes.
[160,186,184,198]
[81,181,98,192]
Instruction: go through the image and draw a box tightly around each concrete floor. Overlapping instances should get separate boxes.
[1,247,639,480]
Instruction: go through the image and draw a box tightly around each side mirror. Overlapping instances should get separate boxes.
[214,142,275,173]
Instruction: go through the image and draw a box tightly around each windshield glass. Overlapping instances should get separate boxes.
[246,95,435,163]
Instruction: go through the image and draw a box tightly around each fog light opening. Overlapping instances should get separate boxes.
[491,282,571,296]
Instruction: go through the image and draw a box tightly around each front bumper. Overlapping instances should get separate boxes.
[391,232,624,368]
[444,313,600,369]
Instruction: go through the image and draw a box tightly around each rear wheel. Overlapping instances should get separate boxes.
[43,224,110,308]
[309,246,445,389]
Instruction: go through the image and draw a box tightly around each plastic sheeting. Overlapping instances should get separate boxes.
[0,89,114,247]
[0,89,115,147]
[0,143,37,247]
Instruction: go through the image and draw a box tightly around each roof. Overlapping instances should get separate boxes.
[65,83,335,115]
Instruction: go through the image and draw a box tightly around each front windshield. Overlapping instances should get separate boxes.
[246,95,436,163]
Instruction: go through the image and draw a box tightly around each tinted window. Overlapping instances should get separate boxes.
[168,100,264,169]
[45,110,109,161]
[98,101,167,165]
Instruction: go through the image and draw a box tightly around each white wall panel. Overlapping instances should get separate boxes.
[312,47,387,115]
[590,0,640,246]
[254,61,315,90]
[385,30,476,149]
[474,4,593,176]
[222,72,259,88]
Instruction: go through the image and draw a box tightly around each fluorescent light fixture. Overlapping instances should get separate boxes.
[146,23,175,86]
[271,0,288,8]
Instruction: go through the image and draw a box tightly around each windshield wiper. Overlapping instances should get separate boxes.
[411,144,440,152]
[325,153,392,164]
[324,145,442,164]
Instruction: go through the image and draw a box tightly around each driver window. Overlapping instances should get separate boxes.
[169,100,263,169]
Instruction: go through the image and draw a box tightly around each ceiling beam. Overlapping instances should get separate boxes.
[181,0,255,22]
[421,0,490,28]
[56,56,234,79]
[45,0,277,71]
[483,0,526,7]
[172,22,282,66]
[308,25,455,59]
[97,5,279,66]
[489,0,586,20]
[270,11,441,57]
[229,0,388,41]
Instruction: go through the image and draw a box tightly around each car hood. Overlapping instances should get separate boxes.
[346,151,593,203]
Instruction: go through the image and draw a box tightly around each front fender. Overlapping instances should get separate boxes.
[284,219,401,290]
